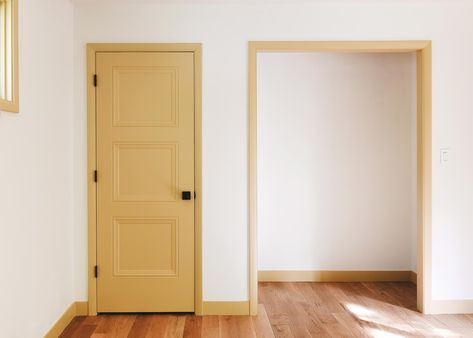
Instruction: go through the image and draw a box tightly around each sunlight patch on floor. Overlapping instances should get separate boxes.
[429,327,457,337]
[367,328,405,338]
[346,303,374,317]
[346,302,458,337]
[345,303,414,334]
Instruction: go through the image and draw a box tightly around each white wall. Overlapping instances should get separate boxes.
[257,52,417,272]
[73,0,473,301]
[0,0,74,337]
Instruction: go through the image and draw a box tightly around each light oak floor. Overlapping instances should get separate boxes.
[60,282,473,337]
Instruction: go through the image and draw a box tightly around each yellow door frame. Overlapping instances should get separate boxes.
[87,43,203,315]
[248,41,432,315]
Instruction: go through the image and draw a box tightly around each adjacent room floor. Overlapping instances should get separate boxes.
[60,282,473,337]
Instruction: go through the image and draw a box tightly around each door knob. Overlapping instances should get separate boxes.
[182,191,192,200]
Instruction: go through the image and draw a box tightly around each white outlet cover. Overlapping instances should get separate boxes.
[440,148,449,163]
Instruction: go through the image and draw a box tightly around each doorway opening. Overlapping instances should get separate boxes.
[248,41,432,315]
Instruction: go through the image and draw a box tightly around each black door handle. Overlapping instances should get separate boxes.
[182,191,192,200]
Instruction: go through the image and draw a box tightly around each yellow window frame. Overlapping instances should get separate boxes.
[0,0,18,113]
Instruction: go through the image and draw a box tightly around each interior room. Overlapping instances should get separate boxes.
[1,0,473,337]
[257,52,418,280]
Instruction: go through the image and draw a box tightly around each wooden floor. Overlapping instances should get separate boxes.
[60,282,473,337]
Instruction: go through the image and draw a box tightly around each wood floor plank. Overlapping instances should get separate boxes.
[183,315,202,338]
[59,316,87,338]
[70,324,97,338]
[270,324,293,338]
[219,315,256,338]
[201,316,220,338]
[163,316,186,338]
[277,283,313,337]
[146,315,171,338]
[251,304,275,338]
[332,312,366,337]
[59,282,473,338]
[311,283,346,314]
[93,315,136,338]
[259,283,292,326]
[435,313,473,328]
[83,315,105,326]
[127,315,154,338]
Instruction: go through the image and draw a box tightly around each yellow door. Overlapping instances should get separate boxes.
[96,52,195,312]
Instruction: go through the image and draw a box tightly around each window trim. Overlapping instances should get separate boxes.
[0,0,18,113]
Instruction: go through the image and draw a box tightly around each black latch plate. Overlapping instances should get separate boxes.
[182,191,192,200]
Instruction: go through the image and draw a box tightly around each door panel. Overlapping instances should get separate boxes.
[113,143,178,202]
[96,52,194,312]
[113,67,178,127]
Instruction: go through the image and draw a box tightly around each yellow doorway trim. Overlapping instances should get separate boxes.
[248,40,432,315]
[87,43,203,315]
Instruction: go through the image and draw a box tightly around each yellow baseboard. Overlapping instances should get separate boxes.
[202,301,249,315]
[44,301,88,338]
[76,301,89,316]
[410,271,417,285]
[430,300,473,314]
[258,270,417,283]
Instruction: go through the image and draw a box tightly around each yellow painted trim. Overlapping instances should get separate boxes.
[410,271,418,285]
[0,0,19,112]
[193,45,203,316]
[43,302,88,338]
[87,43,203,316]
[248,40,432,315]
[248,42,258,317]
[249,40,430,53]
[203,301,249,315]
[430,300,473,314]
[417,43,432,314]
[76,301,88,316]
[258,270,415,282]
[87,43,202,53]
[86,44,97,316]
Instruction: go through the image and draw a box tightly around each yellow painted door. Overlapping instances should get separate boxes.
[96,52,195,312]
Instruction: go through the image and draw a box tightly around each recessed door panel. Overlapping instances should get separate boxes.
[113,143,178,202]
[113,67,178,127]
[113,218,177,276]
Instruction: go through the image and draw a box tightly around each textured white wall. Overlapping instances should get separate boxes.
[0,0,74,337]
[73,0,473,301]
[257,52,417,272]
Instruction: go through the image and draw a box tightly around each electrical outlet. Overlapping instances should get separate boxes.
[440,148,449,164]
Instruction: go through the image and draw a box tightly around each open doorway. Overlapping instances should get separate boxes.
[248,41,432,315]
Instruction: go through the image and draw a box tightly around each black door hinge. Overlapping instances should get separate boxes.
[93,74,97,87]
[94,170,98,182]
[194,192,197,199]
[94,265,98,278]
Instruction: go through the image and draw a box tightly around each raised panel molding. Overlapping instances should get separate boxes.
[113,218,178,277]
[113,143,178,202]
[113,67,179,127]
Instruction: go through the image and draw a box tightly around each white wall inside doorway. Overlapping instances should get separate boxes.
[257,52,417,272]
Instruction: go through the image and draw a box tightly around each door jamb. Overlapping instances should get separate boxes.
[87,43,203,315]
[248,40,432,315]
